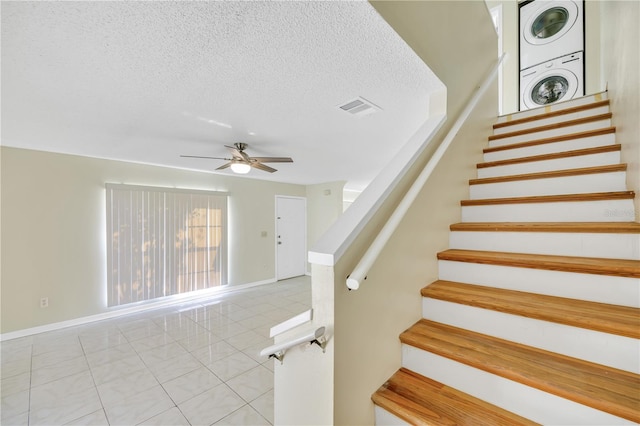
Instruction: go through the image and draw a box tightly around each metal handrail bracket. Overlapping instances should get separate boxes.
[260,326,327,364]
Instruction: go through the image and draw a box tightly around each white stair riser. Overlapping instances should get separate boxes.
[422,298,640,373]
[483,133,616,162]
[461,199,635,223]
[374,407,408,425]
[449,231,640,260]
[489,119,612,148]
[402,345,632,425]
[438,260,640,308]
[493,106,611,136]
[477,151,621,178]
[470,172,627,199]
[495,94,608,125]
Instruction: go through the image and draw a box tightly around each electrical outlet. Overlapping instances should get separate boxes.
[40,297,49,308]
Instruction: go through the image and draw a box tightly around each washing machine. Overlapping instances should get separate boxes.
[520,51,583,111]
[519,0,584,70]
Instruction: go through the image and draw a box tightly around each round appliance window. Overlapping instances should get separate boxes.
[523,1,578,46]
[531,7,569,40]
[531,75,569,105]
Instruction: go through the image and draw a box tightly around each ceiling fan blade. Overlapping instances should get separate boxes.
[251,157,293,163]
[224,144,252,162]
[181,155,230,160]
[216,162,232,170]
[224,145,243,157]
[251,162,277,173]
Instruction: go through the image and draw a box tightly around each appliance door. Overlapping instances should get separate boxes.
[522,68,579,110]
[519,0,583,70]
[523,1,579,46]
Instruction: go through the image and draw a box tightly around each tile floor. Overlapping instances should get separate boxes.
[1,276,312,425]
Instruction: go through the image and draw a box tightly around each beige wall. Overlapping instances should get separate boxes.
[486,0,519,114]
[600,0,640,219]
[0,147,307,334]
[371,1,497,123]
[306,181,346,259]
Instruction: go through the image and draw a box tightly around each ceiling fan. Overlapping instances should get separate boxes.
[181,143,293,174]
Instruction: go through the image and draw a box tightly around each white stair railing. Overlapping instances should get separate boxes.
[346,53,506,290]
[259,309,327,364]
[260,326,327,364]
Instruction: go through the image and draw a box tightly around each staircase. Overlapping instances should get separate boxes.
[372,93,640,425]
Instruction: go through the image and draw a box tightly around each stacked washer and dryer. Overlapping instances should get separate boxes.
[519,0,585,111]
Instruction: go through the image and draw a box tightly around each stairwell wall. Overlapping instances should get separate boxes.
[331,91,497,425]
[327,2,498,424]
[600,0,640,220]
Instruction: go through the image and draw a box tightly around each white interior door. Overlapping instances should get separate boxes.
[276,196,307,280]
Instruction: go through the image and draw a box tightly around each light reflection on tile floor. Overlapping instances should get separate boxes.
[0,276,311,425]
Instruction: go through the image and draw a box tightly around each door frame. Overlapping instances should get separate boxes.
[275,195,308,281]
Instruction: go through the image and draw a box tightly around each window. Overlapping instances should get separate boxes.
[106,184,227,307]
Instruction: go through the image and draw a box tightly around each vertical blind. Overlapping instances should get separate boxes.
[106,184,227,307]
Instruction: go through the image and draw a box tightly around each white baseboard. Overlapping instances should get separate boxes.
[0,278,276,342]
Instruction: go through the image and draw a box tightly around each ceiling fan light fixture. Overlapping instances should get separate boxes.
[230,162,251,174]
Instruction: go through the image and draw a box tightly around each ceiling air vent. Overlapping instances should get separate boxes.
[338,97,381,117]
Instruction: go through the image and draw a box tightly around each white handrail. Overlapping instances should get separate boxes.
[346,53,506,290]
[260,326,327,363]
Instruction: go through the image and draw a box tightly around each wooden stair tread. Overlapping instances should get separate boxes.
[372,367,540,426]
[484,127,616,154]
[449,222,640,234]
[401,320,640,423]
[422,280,640,339]
[488,113,613,141]
[470,164,627,185]
[493,100,610,130]
[460,191,635,206]
[477,144,621,169]
[437,249,640,278]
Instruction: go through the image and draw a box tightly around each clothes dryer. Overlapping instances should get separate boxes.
[519,0,584,70]
[520,51,583,111]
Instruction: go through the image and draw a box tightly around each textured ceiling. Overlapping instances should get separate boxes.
[1,1,443,191]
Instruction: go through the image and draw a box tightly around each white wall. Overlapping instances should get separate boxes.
[0,147,308,334]
[585,0,602,95]
[274,262,335,425]
[272,182,344,424]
